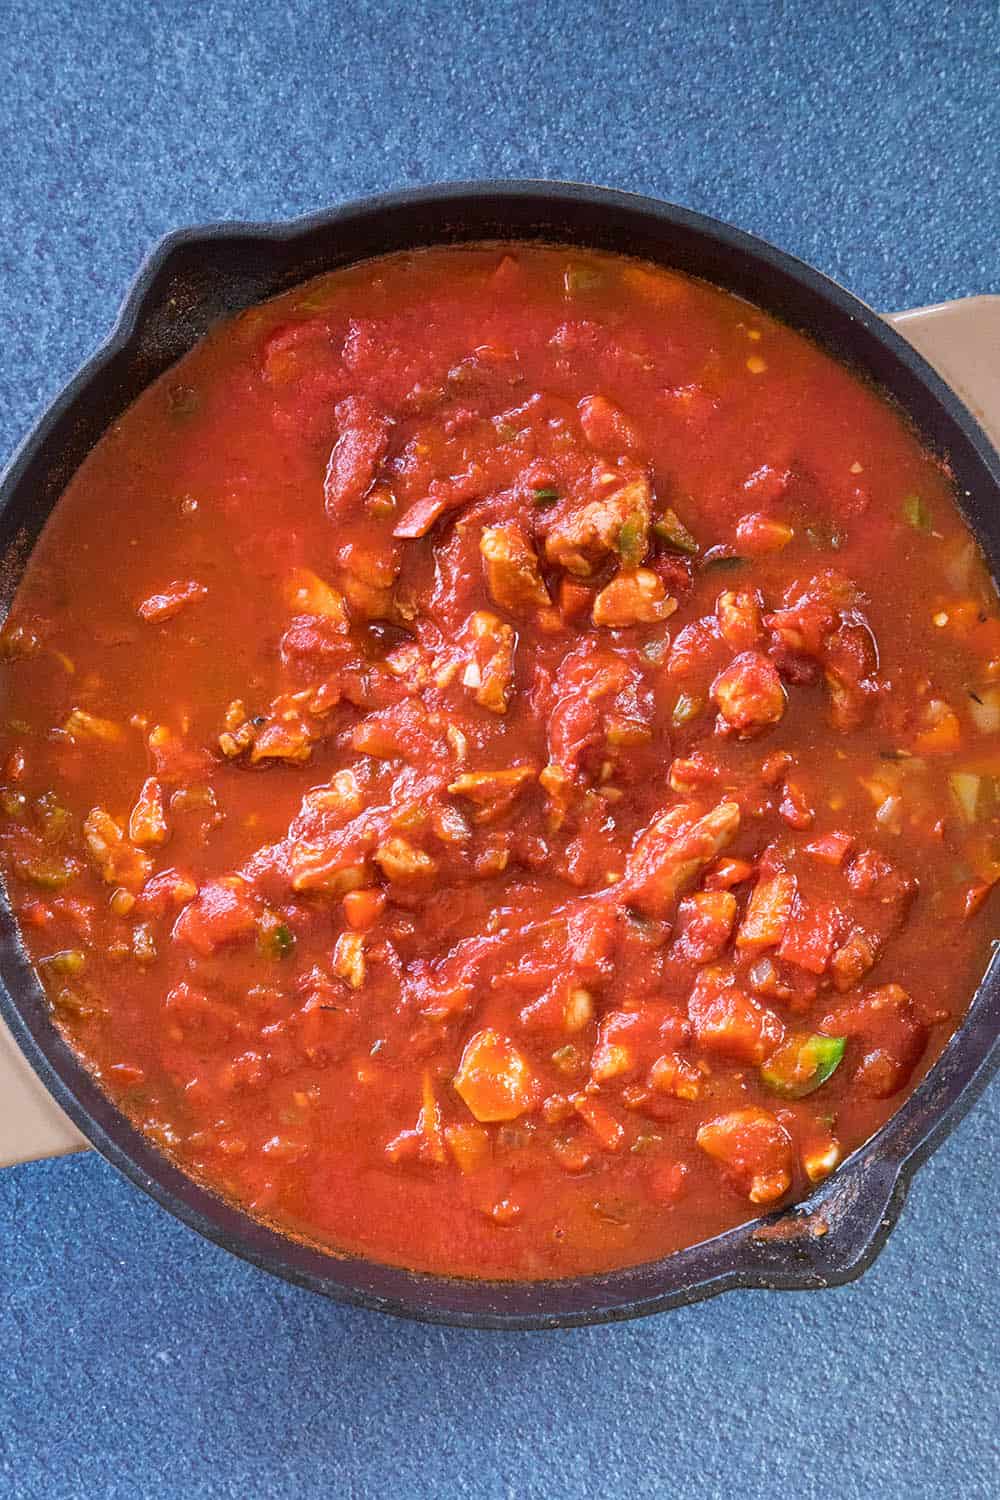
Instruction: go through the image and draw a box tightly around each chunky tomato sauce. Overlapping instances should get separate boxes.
[2,245,998,1279]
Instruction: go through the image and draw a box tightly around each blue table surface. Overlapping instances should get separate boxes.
[2,2,998,1496]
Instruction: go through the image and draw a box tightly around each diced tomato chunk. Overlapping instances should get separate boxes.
[262,317,335,386]
[805,831,855,866]
[962,879,996,919]
[741,464,793,508]
[557,577,593,622]
[688,968,785,1065]
[578,394,642,453]
[172,877,259,956]
[343,887,386,930]
[766,570,856,657]
[394,471,482,538]
[824,621,879,731]
[703,857,755,891]
[667,616,725,679]
[648,1159,689,1203]
[137,867,198,917]
[573,1094,627,1152]
[820,984,927,1097]
[846,847,917,913]
[696,1107,793,1204]
[778,779,814,830]
[324,396,391,522]
[829,928,880,992]
[137,579,207,623]
[672,890,737,964]
[162,980,240,1043]
[19,899,53,929]
[735,513,794,554]
[546,642,651,779]
[777,898,840,974]
[146,724,212,786]
[280,616,353,678]
[590,1006,687,1083]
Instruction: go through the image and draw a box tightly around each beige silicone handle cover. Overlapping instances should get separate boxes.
[0,296,998,1169]
[887,297,1000,450]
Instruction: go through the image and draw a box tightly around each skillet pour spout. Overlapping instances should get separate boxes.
[0,182,998,1328]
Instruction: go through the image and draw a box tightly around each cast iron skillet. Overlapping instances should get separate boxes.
[1,181,998,1329]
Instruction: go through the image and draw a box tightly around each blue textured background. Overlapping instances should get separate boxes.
[2,2,998,1496]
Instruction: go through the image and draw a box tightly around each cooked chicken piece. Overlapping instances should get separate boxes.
[712,651,786,737]
[592,568,677,628]
[333,931,366,989]
[336,542,401,622]
[454,1029,541,1122]
[462,610,515,714]
[128,777,169,847]
[716,589,762,651]
[374,834,438,882]
[83,808,152,891]
[480,524,550,613]
[304,769,365,818]
[648,1052,704,1101]
[289,843,369,896]
[736,872,797,950]
[63,709,125,745]
[544,476,651,577]
[448,766,537,822]
[621,800,741,918]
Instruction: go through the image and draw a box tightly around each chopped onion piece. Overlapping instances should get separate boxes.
[944,538,977,590]
[969,686,1000,735]
[949,772,981,825]
[875,794,903,833]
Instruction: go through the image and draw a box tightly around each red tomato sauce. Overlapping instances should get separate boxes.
[1,245,998,1279]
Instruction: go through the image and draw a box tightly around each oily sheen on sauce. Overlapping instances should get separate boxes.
[1,245,998,1280]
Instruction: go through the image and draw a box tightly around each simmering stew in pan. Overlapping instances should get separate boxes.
[1,245,998,1279]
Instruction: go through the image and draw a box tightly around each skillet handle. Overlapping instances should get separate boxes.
[886,295,1000,450]
[0,294,998,1172]
[0,1010,86,1165]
